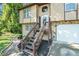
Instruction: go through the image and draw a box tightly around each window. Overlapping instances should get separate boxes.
[26,25,32,31]
[0,3,2,15]
[64,3,77,20]
[24,8,31,18]
[42,6,48,12]
[65,3,77,11]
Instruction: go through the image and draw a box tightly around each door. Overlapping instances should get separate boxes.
[41,15,49,27]
[38,4,50,27]
[38,4,52,40]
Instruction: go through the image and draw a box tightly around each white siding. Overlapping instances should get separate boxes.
[19,10,24,23]
[19,5,37,24]
[22,25,29,38]
[51,3,64,21]
[65,11,76,20]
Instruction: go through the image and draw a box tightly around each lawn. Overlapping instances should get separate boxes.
[0,35,11,54]
[0,32,21,55]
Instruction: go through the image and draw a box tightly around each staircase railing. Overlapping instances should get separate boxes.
[33,25,45,55]
[19,23,39,50]
[24,23,39,40]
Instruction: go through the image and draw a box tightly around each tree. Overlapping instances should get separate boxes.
[2,3,23,34]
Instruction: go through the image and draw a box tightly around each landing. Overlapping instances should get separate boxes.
[37,40,52,56]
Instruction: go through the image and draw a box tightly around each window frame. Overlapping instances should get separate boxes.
[64,3,78,20]
[24,8,31,19]
[65,3,77,12]
[42,6,48,13]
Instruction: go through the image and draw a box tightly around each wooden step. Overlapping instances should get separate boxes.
[30,39,34,42]
[31,36,35,39]
[36,29,39,32]
[23,49,33,55]
[26,45,33,50]
[27,41,33,45]
[35,32,39,37]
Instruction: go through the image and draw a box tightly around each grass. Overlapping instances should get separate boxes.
[0,32,21,55]
[0,36,11,55]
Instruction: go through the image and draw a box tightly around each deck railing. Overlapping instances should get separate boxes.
[19,23,39,51]
[33,25,45,55]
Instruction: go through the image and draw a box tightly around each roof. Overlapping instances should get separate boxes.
[18,3,49,11]
[18,3,34,11]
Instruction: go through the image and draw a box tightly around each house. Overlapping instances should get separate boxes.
[18,3,79,56]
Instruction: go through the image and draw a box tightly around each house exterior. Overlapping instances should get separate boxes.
[17,3,79,56]
[19,3,79,39]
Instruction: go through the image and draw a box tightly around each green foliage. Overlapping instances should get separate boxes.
[1,3,23,34]
[0,16,3,35]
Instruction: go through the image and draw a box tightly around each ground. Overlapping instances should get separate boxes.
[0,32,20,55]
[0,32,51,56]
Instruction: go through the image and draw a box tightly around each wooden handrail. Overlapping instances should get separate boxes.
[33,25,45,55]
[19,23,39,51]
[49,17,52,40]
[33,25,44,44]
[23,23,39,40]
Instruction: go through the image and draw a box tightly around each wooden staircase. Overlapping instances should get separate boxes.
[18,23,45,56]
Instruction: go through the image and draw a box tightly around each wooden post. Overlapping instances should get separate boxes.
[33,43,36,56]
[48,17,52,45]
